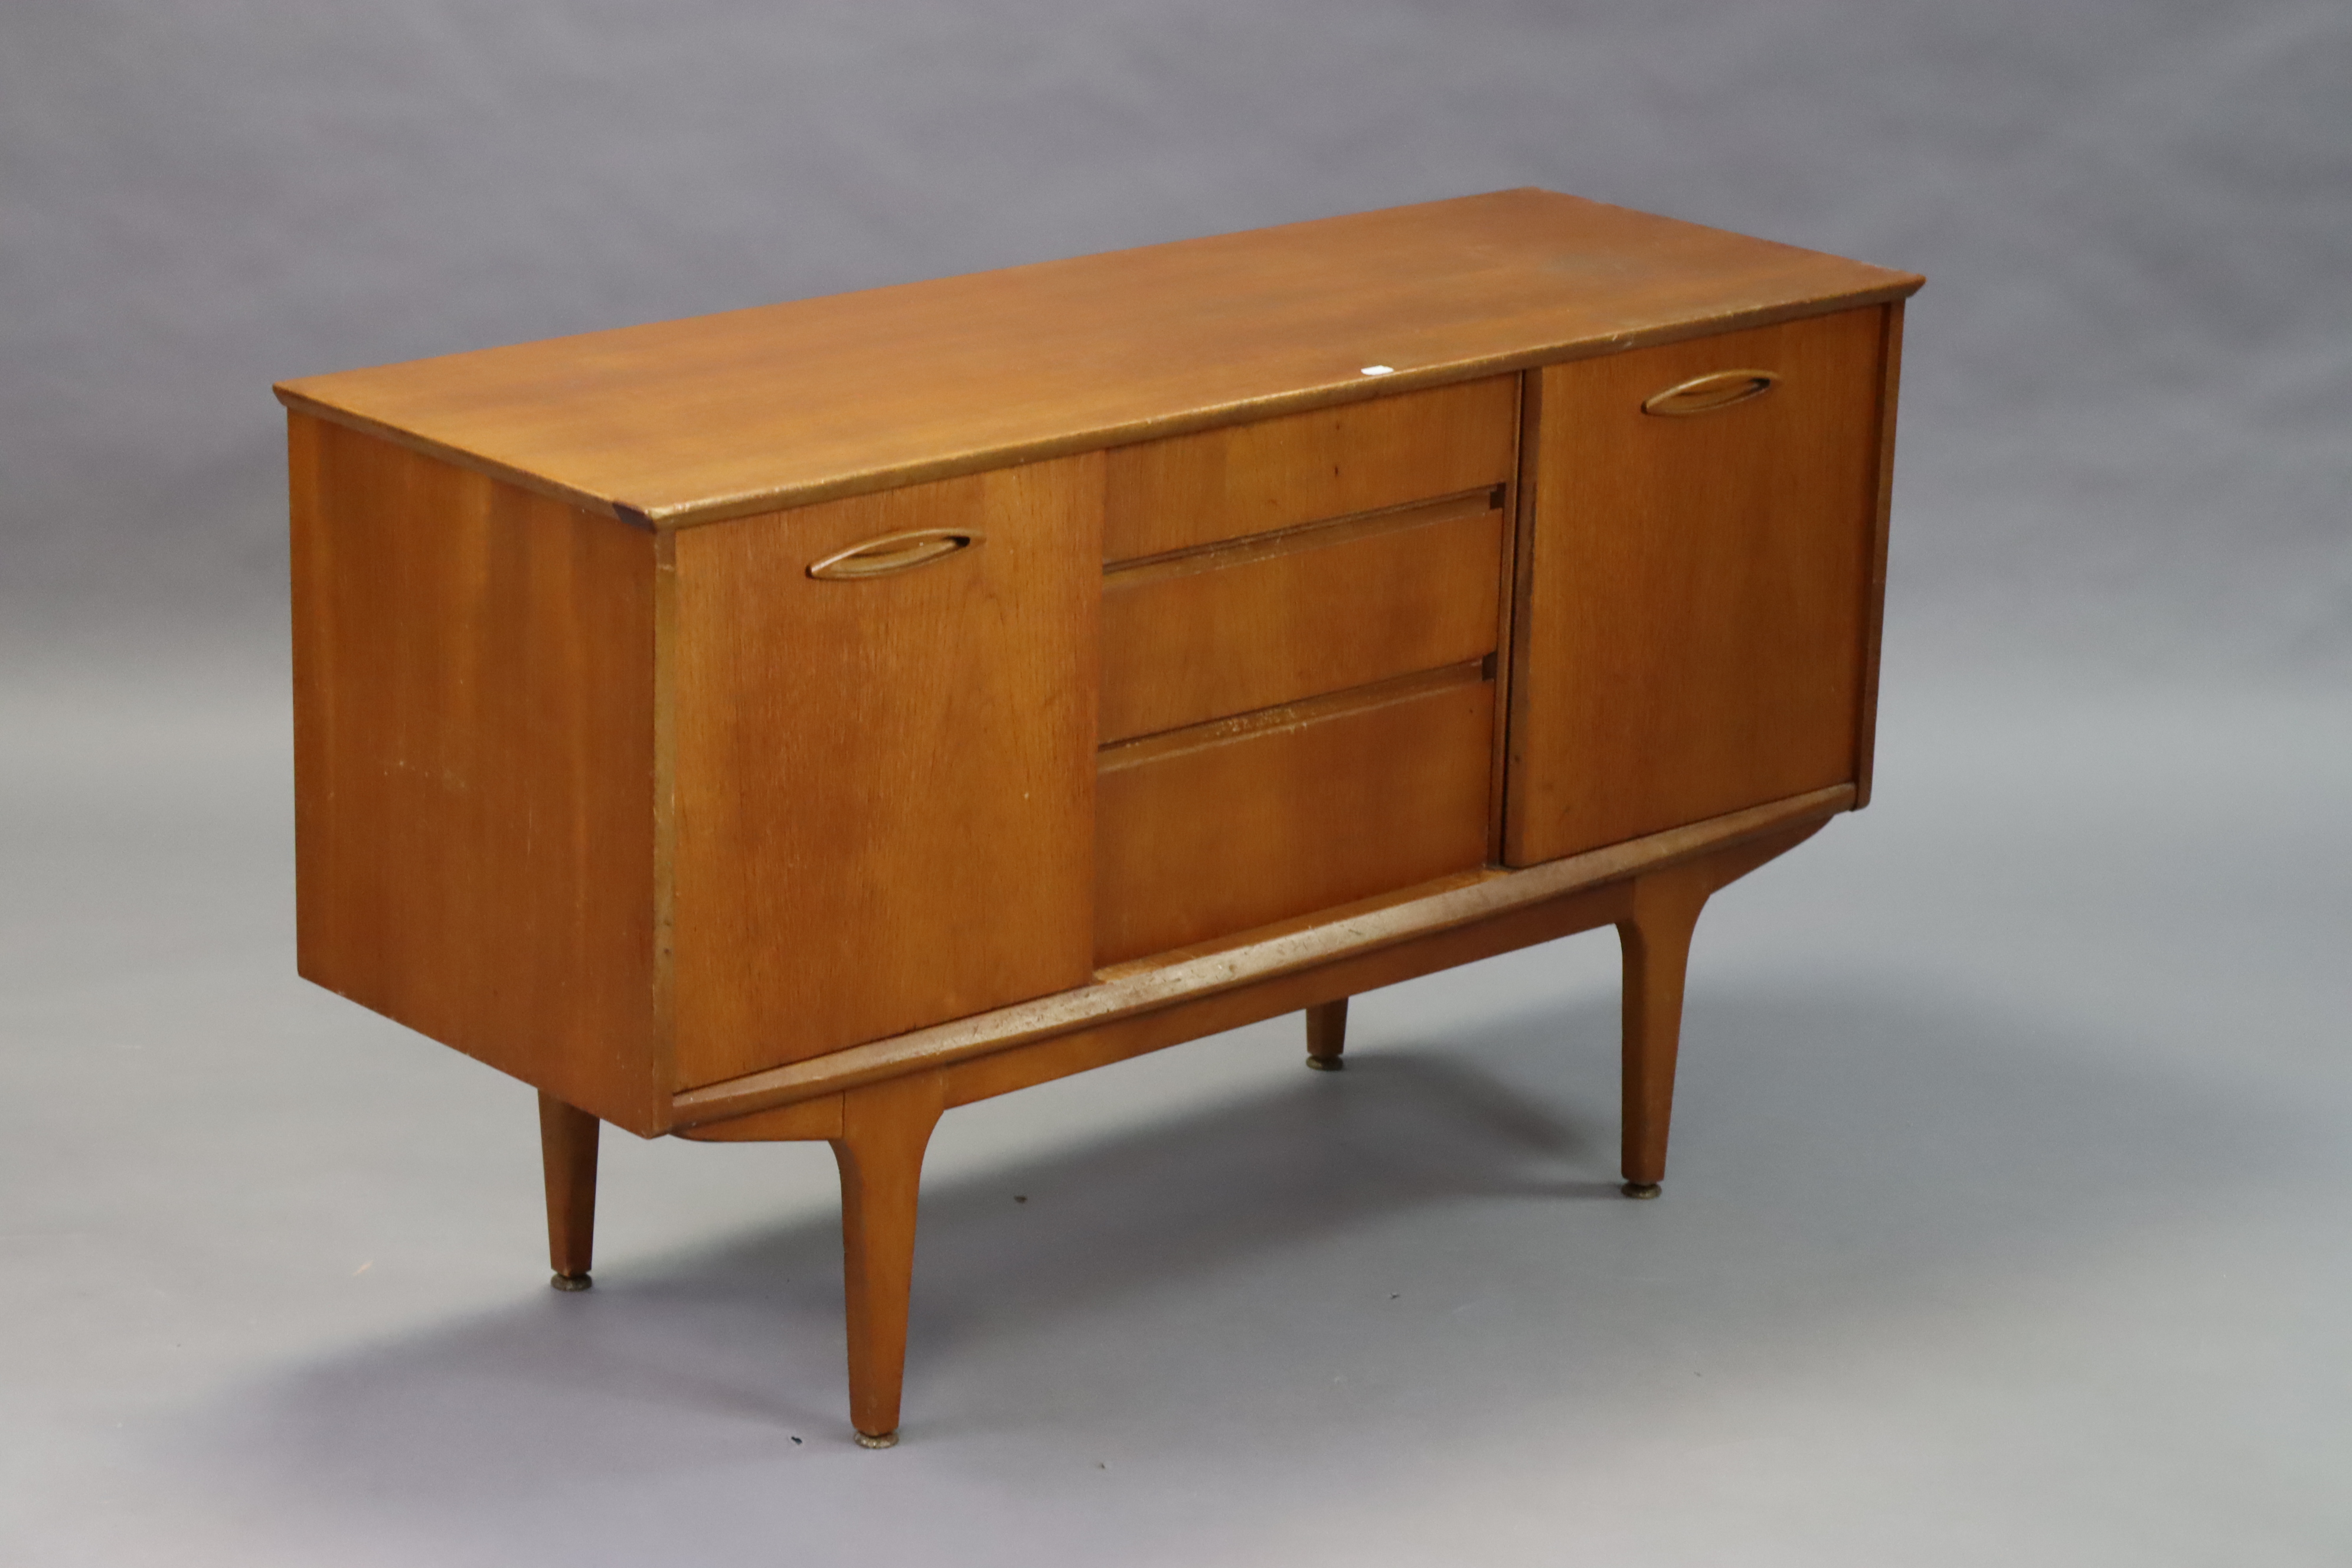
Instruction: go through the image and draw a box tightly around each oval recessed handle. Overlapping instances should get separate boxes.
[1641,368,1779,417]
[806,528,984,581]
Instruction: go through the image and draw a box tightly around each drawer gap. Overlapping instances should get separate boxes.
[1099,659,1488,773]
[1104,486,1502,580]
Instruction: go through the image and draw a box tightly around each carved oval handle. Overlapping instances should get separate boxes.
[806,529,983,581]
[1641,368,1779,417]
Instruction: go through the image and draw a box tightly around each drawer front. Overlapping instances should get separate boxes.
[1505,306,1891,864]
[1100,491,1505,744]
[1095,666,1494,965]
[1104,375,1518,563]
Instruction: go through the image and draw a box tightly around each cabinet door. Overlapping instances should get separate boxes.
[669,456,1101,1087]
[1505,308,1893,865]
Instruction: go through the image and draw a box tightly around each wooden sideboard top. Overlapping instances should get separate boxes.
[273,187,1920,530]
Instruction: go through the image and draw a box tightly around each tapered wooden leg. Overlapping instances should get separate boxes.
[830,1070,948,1448]
[1305,998,1350,1071]
[1616,864,1711,1199]
[537,1091,600,1289]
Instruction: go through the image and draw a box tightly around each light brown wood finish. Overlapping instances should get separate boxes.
[677,814,1832,1132]
[1095,664,1495,965]
[671,1096,845,1142]
[1616,867,1708,1193]
[671,821,1836,1443]
[537,1092,600,1285]
[290,415,666,1134]
[1853,302,1907,811]
[831,1071,949,1446]
[1305,999,1349,1070]
[284,192,1918,1445]
[668,458,1103,1088]
[670,783,1854,1129]
[1100,491,1504,743]
[276,191,1917,530]
[942,881,1629,1108]
[1616,818,1829,1192]
[1505,308,1891,866]
[1103,377,1517,562]
[1489,373,1539,863]
[651,528,681,1092]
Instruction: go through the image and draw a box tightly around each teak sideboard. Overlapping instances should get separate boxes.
[277,188,1920,1447]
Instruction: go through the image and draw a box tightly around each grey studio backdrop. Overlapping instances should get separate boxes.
[4,4,2347,1566]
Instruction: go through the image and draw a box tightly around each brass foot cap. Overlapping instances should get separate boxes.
[1621,1181,1662,1200]
[854,1429,899,1450]
[1305,1055,1344,1072]
[550,1272,593,1291]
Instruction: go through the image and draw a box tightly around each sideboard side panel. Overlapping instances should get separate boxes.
[290,415,665,1133]
[1504,307,1885,865]
[1852,301,1906,811]
[669,456,1102,1088]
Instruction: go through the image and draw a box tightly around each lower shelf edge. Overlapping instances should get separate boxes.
[666,782,1854,1132]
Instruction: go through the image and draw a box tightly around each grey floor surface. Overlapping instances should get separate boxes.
[4,661,2348,1566]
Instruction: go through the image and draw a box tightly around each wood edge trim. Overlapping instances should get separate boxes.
[670,1093,845,1142]
[640,287,1922,526]
[1499,364,1548,866]
[269,391,654,530]
[1090,865,1507,975]
[1484,373,1527,865]
[1854,299,1906,811]
[1103,486,1501,580]
[1097,659,1489,772]
[288,412,322,987]
[635,285,1925,527]
[280,283,1922,536]
[651,530,681,1102]
[942,880,1635,1112]
[667,782,1855,1128]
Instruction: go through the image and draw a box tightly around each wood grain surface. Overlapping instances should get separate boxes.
[668,809,1834,1136]
[1853,301,1907,810]
[672,813,1831,1135]
[668,783,1853,1128]
[831,1071,948,1443]
[537,1092,600,1281]
[1623,816,1833,1191]
[670,1096,845,1142]
[280,189,1917,1446]
[1095,663,1495,965]
[668,456,1102,1089]
[1102,376,1517,562]
[1616,865,1709,1190]
[1100,491,1504,744]
[275,190,1919,530]
[1505,306,1892,865]
[290,415,666,1133]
